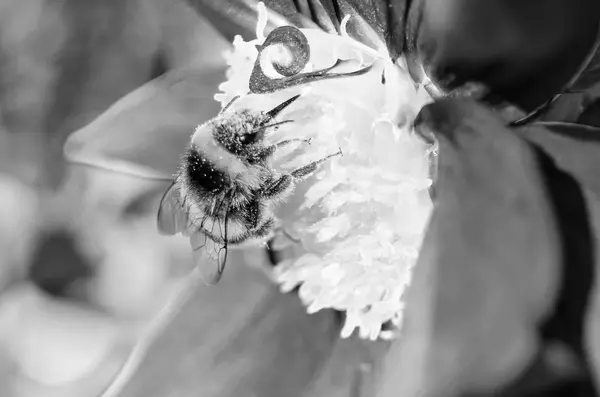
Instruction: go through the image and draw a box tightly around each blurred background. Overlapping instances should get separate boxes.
[0,0,390,396]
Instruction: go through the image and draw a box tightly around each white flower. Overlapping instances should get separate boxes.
[216,3,433,340]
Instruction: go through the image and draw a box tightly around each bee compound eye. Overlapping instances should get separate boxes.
[239,132,258,145]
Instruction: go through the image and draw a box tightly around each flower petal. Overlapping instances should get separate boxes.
[63,4,233,180]
[518,120,600,389]
[522,121,600,195]
[378,99,564,396]
[64,67,227,180]
[111,252,340,397]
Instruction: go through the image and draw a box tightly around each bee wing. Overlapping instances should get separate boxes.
[190,231,228,286]
[157,181,190,236]
[190,194,232,286]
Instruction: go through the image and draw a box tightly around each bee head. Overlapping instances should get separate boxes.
[212,94,300,158]
[210,110,268,158]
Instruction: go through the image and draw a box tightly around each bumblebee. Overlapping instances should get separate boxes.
[158,94,342,285]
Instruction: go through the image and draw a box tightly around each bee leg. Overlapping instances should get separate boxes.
[261,148,342,197]
[220,95,240,114]
[274,138,312,148]
[261,174,293,198]
[245,198,262,229]
[256,138,312,161]
[254,217,276,237]
[290,148,343,179]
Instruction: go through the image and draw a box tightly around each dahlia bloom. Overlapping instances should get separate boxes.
[216,3,433,340]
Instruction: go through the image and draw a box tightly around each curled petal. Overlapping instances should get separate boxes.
[249,25,373,94]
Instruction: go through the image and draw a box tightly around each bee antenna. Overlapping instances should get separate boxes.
[265,94,301,120]
[259,120,294,130]
[220,95,241,114]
